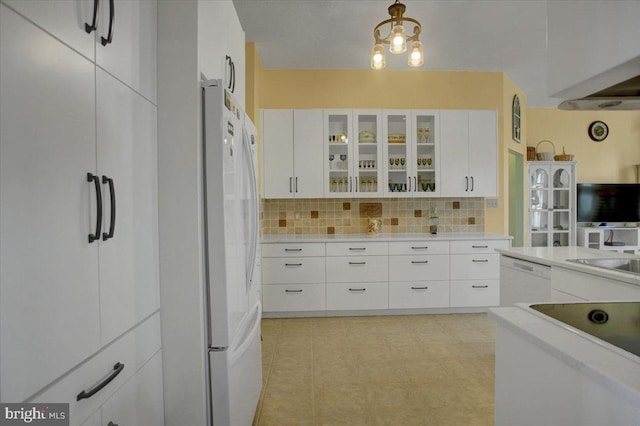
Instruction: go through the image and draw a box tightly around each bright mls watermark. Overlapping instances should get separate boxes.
[0,404,68,426]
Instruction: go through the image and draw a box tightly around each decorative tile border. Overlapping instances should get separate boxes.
[260,198,485,235]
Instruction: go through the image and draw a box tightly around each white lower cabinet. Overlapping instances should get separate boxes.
[262,257,326,284]
[262,284,326,312]
[450,280,500,307]
[326,256,388,283]
[449,240,504,307]
[326,282,389,310]
[389,281,449,309]
[389,254,449,282]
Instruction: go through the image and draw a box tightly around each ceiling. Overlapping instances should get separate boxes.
[233,0,562,108]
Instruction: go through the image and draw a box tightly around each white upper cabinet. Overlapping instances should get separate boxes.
[411,111,440,196]
[353,111,384,197]
[440,110,497,197]
[383,110,413,197]
[294,110,325,198]
[324,110,354,197]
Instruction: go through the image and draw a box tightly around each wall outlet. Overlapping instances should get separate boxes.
[486,199,499,208]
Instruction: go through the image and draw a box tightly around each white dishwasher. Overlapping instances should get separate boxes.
[500,256,551,306]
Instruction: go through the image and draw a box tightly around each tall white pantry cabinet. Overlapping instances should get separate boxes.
[0,1,163,425]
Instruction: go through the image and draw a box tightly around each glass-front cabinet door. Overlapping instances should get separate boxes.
[412,111,439,196]
[530,166,550,247]
[353,110,383,197]
[324,110,353,197]
[383,110,412,197]
[551,164,575,246]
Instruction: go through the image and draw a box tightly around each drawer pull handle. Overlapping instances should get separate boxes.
[108,422,118,426]
[411,286,429,290]
[411,246,428,250]
[349,247,366,251]
[285,263,303,267]
[348,262,366,265]
[285,248,302,252]
[472,259,489,263]
[348,288,366,292]
[77,362,124,401]
[472,245,489,249]
[472,285,489,289]
[285,289,303,293]
[411,260,429,264]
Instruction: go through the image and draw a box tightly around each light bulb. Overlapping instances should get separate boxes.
[370,43,386,69]
[389,24,406,54]
[408,40,424,67]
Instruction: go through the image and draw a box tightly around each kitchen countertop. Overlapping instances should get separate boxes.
[497,246,640,286]
[261,232,512,244]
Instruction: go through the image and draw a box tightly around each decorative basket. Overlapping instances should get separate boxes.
[527,146,536,161]
[554,146,575,161]
[535,140,556,161]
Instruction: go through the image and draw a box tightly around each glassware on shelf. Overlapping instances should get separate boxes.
[394,158,400,168]
[400,158,406,169]
[339,154,347,170]
[329,154,335,170]
[426,156,432,166]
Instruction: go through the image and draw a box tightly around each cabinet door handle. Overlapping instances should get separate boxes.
[100,0,115,46]
[348,288,366,292]
[108,422,118,426]
[102,175,116,241]
[285,263,302,267]
[289,177,292,193]
[295,177,298,193]
[472,259,489,263]
[411,286,429,290]
[407,176,411,192]
[348,261,366,265]
[77,362,124,401]
[231,60,236,93]
[414,176,417,192]
[472,245,489,249]
[472,285,489,289]
[84,0,99,34]
[225,56,232,90]
[285,289,303,293]
[284,248,302,252]
[411,260,429,264]
[470,176,474,192]
[87,173,102,243]
[411,246,428,250]
[349,177,352,192]
[349,247,366,251]
[465,176,469,192]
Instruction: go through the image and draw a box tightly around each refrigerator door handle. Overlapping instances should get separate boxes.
[85,0,99,34]
[87,172,102,243]
[102,175,116,240]
[243,128,259,286]
[100,0,114,46]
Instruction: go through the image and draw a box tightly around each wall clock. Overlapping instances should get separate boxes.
[512,94,521,143]
[588,121,609,142]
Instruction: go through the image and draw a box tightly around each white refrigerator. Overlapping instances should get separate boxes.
[202,79,262,426]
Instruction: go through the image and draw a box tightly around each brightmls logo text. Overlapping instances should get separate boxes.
[0,404,68,426]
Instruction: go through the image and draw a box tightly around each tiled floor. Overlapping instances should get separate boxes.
[253,313,495,426]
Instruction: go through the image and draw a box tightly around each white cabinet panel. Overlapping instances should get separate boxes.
[261,110,294,198]
[293,110,324,198]
[450,280,499,307]
[551,267,640,301]
[101,351,165,426]
[450,254,500,280]
[82,411,102,426]
[326,256,388,283]
[439,110,468,197]
[450,239,509,254]
[389,281,449,309]
[468,110,498,197]
[0,6,101,402]
[261,243,325,258]
[96,0,157,103]
[325,241,388,257]
[389,255,449,282]
[326,282,388,310]
[261,257,326,284]
[96,69,160,345]
[3,0,96,60]
[262,284,326,312]
[388,241,449,255]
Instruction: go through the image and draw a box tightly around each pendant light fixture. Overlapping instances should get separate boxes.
[371,0,423,69]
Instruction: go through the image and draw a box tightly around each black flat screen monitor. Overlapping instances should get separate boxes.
[577,183,640,224]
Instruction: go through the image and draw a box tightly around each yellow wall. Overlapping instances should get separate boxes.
[528,109,640,183]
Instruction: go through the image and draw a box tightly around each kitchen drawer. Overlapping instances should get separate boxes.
[326,256,388,283]
[388,241,449,255]
[450,280,499,307]
[101,351,164,426]
[262,283,326,312]
[450,239,510,254]
[325,241,388,256]
[389,255,449,281]
[261,242,325,258]
[450,254,500,280]
[326,282,388,310]
[32,313,161,426]
[261,257,325,284]
[389,281,449,309]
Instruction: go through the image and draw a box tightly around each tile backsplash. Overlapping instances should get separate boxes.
[261,198,485,235]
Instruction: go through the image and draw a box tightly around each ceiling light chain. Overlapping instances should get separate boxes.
[371,0,424,69]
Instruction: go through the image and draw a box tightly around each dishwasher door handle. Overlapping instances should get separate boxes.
[513,262,535,272]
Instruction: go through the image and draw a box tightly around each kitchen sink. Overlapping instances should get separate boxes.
[530,302,640,358]
[566,257,640,275]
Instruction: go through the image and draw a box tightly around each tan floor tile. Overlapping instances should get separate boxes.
[258,413,314,426]
[260,384,314,419]
[313,383,369,418]
[430,407,494,426]
[370,408,435,426]
[364,382,425,414]
[314,414,372,426]
[356,361,412,383]
[349,346,395,364]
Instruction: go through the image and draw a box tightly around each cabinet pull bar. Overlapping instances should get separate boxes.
[295,177,298,193]
[348,262,366,265]
[472,285,489,289]
[411,286,429,290]
[408,176,411,192]
[289,177,292,193]
[225,56,232,89]
[100,0,115,46]
[84,0,99,34]
[471,245,489,248]
[348,288,366,292]
[470,176,474,192]
[349,177,352,192]
[472,259,489,263]
[231,60,236,93]
[411,260,429,264]
[76,362,124,401]
[87,173,102,243]
[411,246,428,250]
[285,289,303,293]
[102,175,116,241]
[513,263,534,272]
[108,422,118,426]
[284,248,302,252]
[348,247,366,251]
[465,176,469,191]
[285,263,302,267]
[414,176,417,192]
